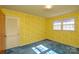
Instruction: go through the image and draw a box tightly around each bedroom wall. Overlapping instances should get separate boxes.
[46,11,79,48]
[1,8,79,48]
[1,8,46,46]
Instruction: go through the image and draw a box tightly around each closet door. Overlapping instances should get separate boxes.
[0,14,5,53]
[5,16,20,49]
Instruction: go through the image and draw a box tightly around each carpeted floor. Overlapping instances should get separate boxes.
[5,39,79,54]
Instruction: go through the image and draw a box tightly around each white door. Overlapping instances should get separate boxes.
[5,15,20,49]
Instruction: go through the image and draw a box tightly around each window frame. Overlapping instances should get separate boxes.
[53,20,62,30]
[52,18,75,31]
[62,18,75,31]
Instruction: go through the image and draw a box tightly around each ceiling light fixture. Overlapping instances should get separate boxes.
[45,5,52,9]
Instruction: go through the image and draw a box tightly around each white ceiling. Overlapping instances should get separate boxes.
[1,5,79,17]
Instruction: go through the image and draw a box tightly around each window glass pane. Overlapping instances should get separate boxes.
[53,21,61,30]
[63,19,75,31]
[63,19,74,24]
[53,21,61,25]
[63,24,74,30]
[53,25,61,30]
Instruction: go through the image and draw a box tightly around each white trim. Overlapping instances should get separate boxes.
[5,15,20,49]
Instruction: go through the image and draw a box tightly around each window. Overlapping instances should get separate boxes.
[53,21,61,30]
[53,18,75,31]
[63,19,75,31]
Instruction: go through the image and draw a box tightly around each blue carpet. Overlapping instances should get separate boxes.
[5,39,79,54]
